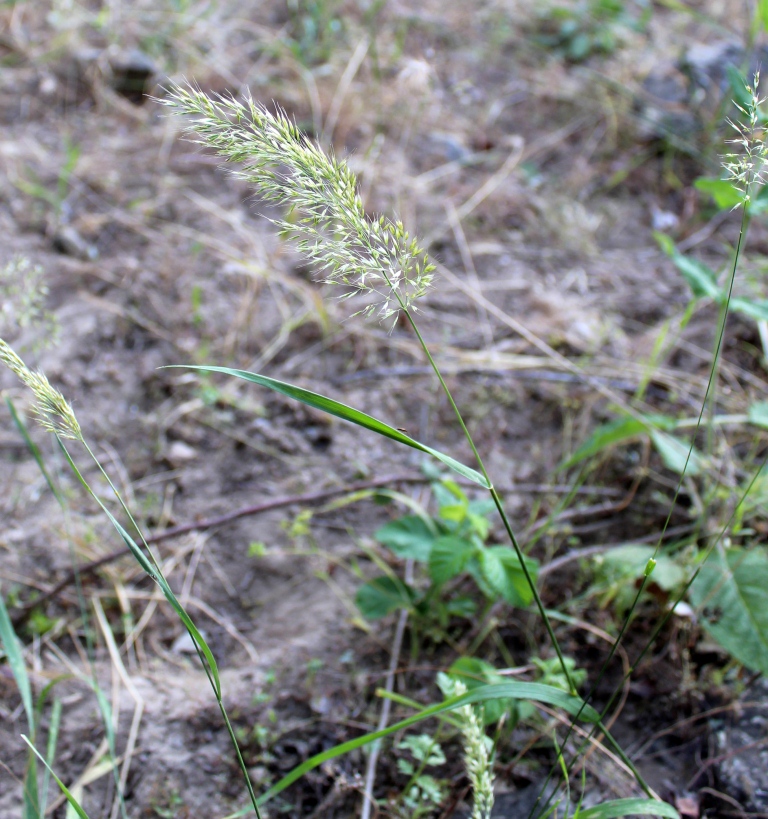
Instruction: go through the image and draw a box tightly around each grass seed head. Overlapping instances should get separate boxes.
[157,82,434,323]
[0,338,82,441]
[438,675,495,819]
[722,72,768,205]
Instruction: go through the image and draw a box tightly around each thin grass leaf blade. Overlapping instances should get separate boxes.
[729,296,768,323]
[575,797,679,819]
[0,596,35,734]
[0,592,34,731]
[58,442,222,697]
[23,752,40,819]
[257,682,599,805]
[22,736,92,819]
[563,417,648,468]
[157,578,223,697]
[6,397,63,506]
[42,698,63,812]
[171,366,490,487]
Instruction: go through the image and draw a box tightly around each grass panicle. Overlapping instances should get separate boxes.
[157,82,434,323]
[438,675,495,819]
[722,72,768,205]
[0,338,82,441]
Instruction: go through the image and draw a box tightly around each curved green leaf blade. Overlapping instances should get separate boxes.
[655,233,721,301]
[748,400,768,429]
[730,296,768,323]
[563,417,648,468]
[22,736,93,819]
[59,442,222,698]
[576,797,679,819]
[448,656,513,725]
[256,681,600,805]
[0,592,34,731]
[689,546,768,674]
[170,366,490,488]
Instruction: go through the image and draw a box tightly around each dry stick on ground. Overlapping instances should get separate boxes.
[14,470,627,618]
[360,558,414,819]
[11,474,427,618]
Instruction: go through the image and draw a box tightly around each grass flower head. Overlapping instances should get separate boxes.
[438,673,495,819]
[722,72,768,205]
[0,338,82,440]
[158,82,434,323]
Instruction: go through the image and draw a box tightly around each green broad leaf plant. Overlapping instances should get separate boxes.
[355,479,539,629]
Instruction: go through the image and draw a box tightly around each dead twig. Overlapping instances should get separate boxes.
[11,474,427,619]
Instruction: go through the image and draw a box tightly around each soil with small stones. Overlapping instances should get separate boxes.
[1,1,767,817]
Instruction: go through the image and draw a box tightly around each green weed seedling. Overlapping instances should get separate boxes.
[356,478,539,636]
[534,0,650,62]
[282,0,344,67]
[13,137,80,224]
[590,544,686,618]
[394,733,448,818]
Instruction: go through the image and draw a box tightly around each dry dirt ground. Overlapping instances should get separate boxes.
[1,1,768,817]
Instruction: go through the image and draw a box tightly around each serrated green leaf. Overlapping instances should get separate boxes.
[576,797,679,819]
[428,536,475,585]
[479,546,538,606]
[689,546,768,674]
[356,576,413,619]
[375,516,436,561]
[171,367,490,488]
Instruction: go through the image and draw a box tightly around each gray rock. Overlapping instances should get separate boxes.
[52,225,98,260]
[713,678,768,813]
[638,41,768,149]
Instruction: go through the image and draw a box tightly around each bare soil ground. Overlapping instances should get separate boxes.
[1,1,767,817]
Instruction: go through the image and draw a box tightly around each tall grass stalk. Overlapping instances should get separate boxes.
[159,82,653,807]
[158,83,575,691]
[531,73,768,819]
[0,338,262,819]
